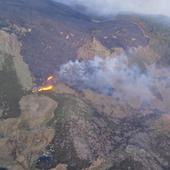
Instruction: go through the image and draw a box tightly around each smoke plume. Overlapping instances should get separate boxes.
[53,0,170,17]
[57,55,170,103]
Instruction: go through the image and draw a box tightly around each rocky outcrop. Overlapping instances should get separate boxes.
[77,37,125,60]
[0,95,58,170]
[19,95,58,129]
[0,30,21,56]
[77,37,111,59]
[0,30,32,90]
[0,30,33,118]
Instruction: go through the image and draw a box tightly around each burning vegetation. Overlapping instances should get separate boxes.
[36,85,54,92]
[32,76,55,93]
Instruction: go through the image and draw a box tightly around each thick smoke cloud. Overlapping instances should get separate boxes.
[57,55,170,103]
[58,56,145,94]
[53,0,170,17]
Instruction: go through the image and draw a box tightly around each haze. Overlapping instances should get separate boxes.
[53,0,170,17]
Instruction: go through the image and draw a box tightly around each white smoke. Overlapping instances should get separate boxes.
[58,55,157,102]
[53,0,170,17]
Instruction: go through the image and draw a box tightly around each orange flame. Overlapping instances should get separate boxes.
[47,76,54,81]
[32,75,55,93]
[38,85,54,92]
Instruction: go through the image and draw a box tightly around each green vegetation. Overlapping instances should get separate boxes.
[0,52,24,118]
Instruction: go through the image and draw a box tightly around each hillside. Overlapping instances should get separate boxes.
[0,0,170,170]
